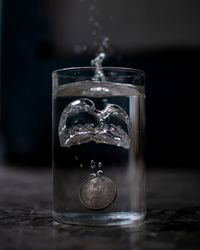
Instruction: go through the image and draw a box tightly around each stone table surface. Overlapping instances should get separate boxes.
[0,165,200,250]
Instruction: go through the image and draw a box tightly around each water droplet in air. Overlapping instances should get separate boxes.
[89,173,96,178]
[98,162,102,168]
[75,155,79,161]
[83,45,87,51]
[94,21,99,27]
[97,170,103,176]
[80,163,83,168]
[88,17,94,23]
[74,45,82,54]
[90,160,96,169]
[89,5,95,12]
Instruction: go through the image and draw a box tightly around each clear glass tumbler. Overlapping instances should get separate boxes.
[52,67,145,226]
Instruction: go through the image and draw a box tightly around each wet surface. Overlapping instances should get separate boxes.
[0,165,200,250]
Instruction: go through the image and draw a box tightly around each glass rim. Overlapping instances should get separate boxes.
[52,66,145,78]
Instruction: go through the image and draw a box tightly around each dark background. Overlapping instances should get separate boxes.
[0,0,200,167]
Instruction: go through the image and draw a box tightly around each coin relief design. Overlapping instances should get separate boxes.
[79,176,117,210]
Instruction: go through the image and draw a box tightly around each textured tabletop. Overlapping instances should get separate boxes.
[0,165,200,250]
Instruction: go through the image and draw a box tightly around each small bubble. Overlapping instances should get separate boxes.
[80,163,83,168]
[90,160,96,169]
[98,162,102,168]
[75,155,79,161]
[97,170,103,176]
[89,173,96,178]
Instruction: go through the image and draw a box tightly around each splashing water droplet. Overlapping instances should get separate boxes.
[92,31,96,36]
[97,170,103,176]
[74,45,87,55]
[80,163,83,168]
[89,5,95,12]
[88,17,94,23]
[91,52,106,81]
[75,155,79,161]
[101,37,109,50]
[90,160,96,169]
[89,173,96,178]
[83,45,87,51]
[98,162,102,168]
[94,21,99,27]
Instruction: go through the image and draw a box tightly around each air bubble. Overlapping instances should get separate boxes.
[58,99,131,149]
[98,162,102,168]
[89,173,96,178]
[90,160,96,169]
[97,170,103,176]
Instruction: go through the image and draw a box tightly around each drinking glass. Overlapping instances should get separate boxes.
[52,67,145,226]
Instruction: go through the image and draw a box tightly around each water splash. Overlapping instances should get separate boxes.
[58,98,132,149]
[91,52,106,81]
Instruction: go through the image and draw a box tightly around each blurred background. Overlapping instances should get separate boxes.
[0,0,200,167]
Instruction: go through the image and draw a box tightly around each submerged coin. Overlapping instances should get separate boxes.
[79,176,117,210]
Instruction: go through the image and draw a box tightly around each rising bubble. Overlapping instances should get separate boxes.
[98,162,102,168]
[89,173,96,178]
[90,160,96,169]
[97,170,103,176]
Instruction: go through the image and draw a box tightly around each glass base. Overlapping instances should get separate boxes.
[53,211,146,226]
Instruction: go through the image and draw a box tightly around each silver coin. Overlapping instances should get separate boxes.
[79,176,117,210]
